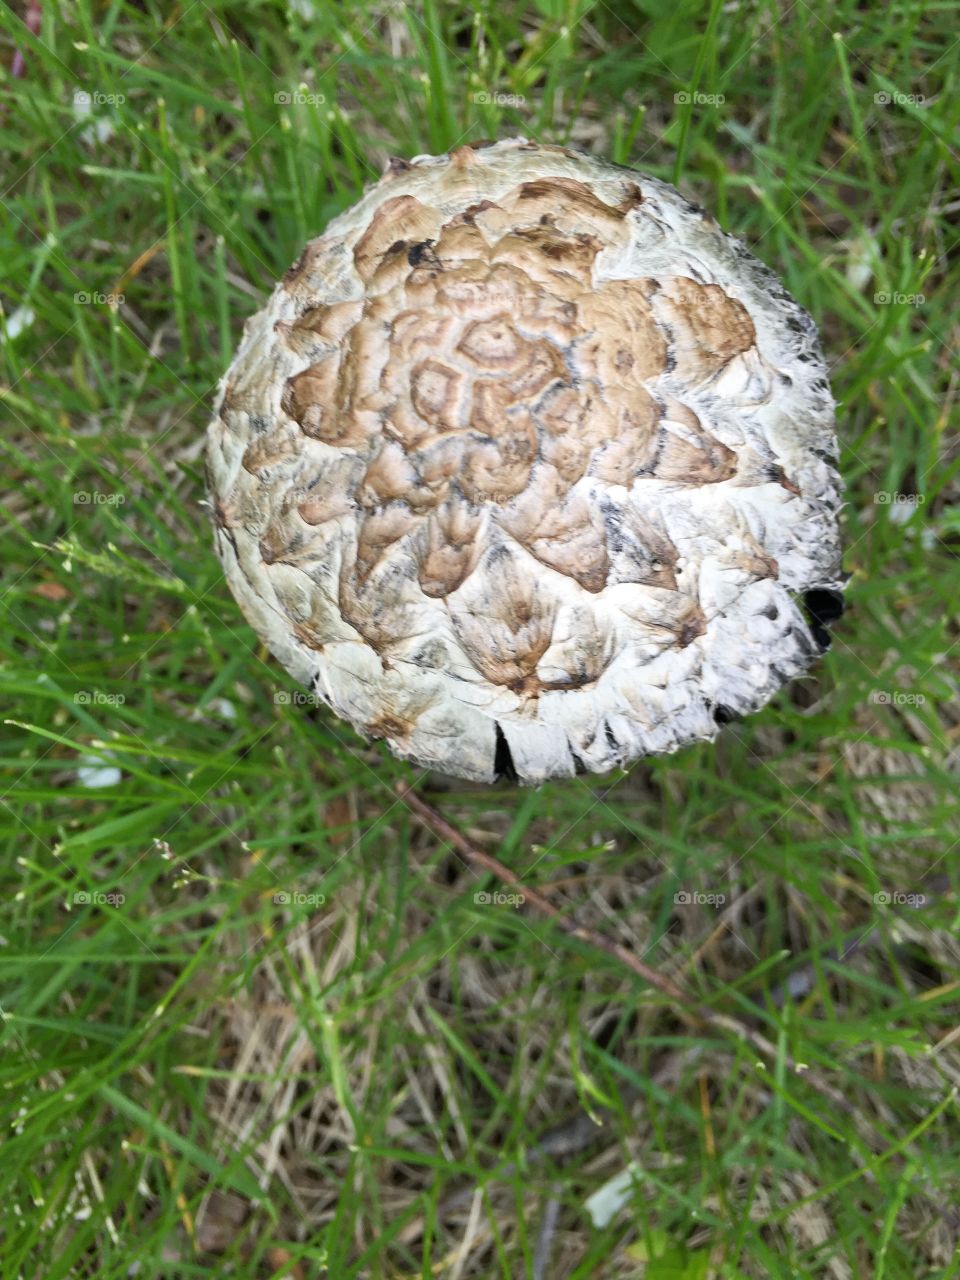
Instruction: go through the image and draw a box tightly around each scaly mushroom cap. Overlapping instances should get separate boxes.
[206,137,844,783]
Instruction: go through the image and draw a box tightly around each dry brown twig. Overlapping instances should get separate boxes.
[396,780,850,1111]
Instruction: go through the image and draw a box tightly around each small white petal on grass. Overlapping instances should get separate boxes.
[76,754,122,788]
[843,230,880,291]
[71,87,114,145]
[0,306,35,342]
[889,499,921,526]
[583,1162,641,1227]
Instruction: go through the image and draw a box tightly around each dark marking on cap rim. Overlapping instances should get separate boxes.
[803,587,845,651]
[494,721,518,783]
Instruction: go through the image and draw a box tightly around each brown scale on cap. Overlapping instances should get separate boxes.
[207,138,844,783]
[653,277,757,383]
[450,550,557,696]
[416,499,484,598]
[241,426,301,475]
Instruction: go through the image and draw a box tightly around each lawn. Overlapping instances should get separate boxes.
[1,1,959,1276]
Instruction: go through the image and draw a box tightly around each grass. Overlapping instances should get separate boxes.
[1,0,958,1275]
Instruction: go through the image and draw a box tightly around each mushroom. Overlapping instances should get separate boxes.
[206,137,844,784]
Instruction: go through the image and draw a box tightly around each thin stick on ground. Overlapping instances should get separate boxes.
[396,780,851,1112]
[396,781,688,1000]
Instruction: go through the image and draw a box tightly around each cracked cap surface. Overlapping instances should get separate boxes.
[206,136,844,784]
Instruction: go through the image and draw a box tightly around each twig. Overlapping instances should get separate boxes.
[397,781,688,1001]
[394,783,952,1236]
[532,1184,562,1280]
[396,781,849,1109]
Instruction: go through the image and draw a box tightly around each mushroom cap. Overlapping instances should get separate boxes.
[206,137,844,784]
